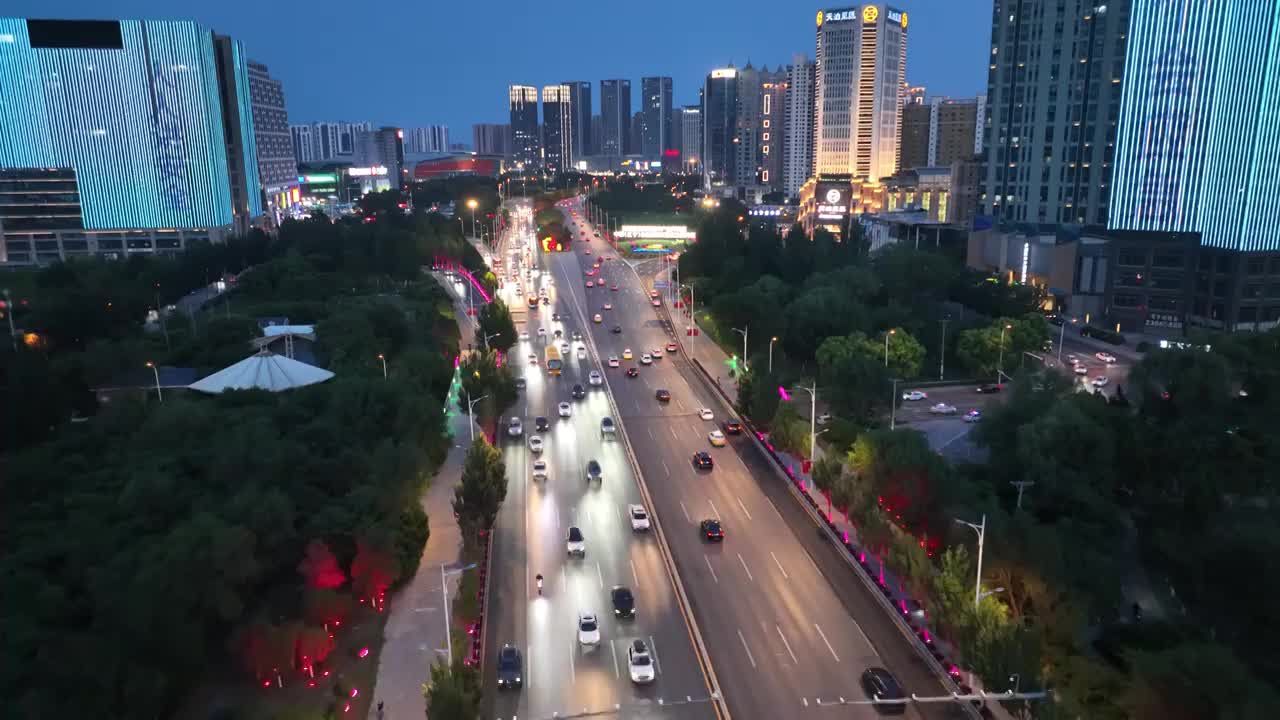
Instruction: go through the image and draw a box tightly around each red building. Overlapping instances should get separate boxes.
[412,155,502,180]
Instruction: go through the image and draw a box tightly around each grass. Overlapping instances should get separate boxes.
[448,542,487,667]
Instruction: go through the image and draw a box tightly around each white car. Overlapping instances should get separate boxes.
[816,413,833,425]
[577,347,587,360]
[1091,376,1110,387]
[1095,352,1117,363]
[604,303,613,311]
[558,401,572,417]
[559,342,570,355]
[519,331,530,341]
[507,417,523,436]
[640,353,652,365]
[531,459,548,481]
[537,327,546,338]
[929,403,958,415]
[698,408,714,421]
[628,504,651,531]
[577,611,601,646]
[608,356,620,368]
[566,526,585,556]
[708,430,727,447]
[589,370,604,386]
[902,390,928,401]
[593,313,603,323]
[628,640,656,684]
[528,435,544,453]
[1074,364,1089,375]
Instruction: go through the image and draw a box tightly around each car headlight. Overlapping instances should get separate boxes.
[515,676,521,683]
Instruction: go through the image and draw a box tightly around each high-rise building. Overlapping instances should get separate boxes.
[641,76,673,158]
[703,68,739,187]
[813,5,909,181]
[784,54,815,198]
[899,96,985,172]
[472,123,511,157]
[509,85,540,169]
[246,60,298,215]
[591,115,603,157]
[629,111,644,158]
[733,64,761,187]
[404,126,450,154]
[564,81,593,156]
[600,79,631,158]
[982,1,1130,225]
[291,125,314,164]
[354,127,406,189]
[898,102,932,171]
[759,68,789,191]
[541,84,574,174]
[678,106,702,172]
[0,18,263,265]
[290,121,370,165]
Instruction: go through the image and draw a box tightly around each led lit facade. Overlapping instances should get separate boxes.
[508,85,540,169]
[541,84,574,174]
[1109,0,1280,253]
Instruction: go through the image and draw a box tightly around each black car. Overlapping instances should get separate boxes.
[692,451,714,470]
[700,518,724,541]
[722,420,743,435]
[535,416,550,431]
[976,383,1002,394]
[541,296,550,305]
[585,459,602,482]
[572,331,583,341]
[860,667,906,715]
[611,585,636,619]
[572,383,586,399]
[626,367,639,378]
[497,644,523,689]
[655,389,671,402]
[515,377,527,389]
[552,312,561,321]
[611,325,622,334]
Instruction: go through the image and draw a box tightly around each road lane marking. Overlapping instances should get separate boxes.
[776,625,799,665]
[737,553,754,582]
[670,425,679,440]
[662,460,670,477]
[648,634,661,674]
[737,628,757,669]
[680,500,691,521]
[708,498,721,520]
[596,561,604,589]
[528,644,533,689]
[736,497,753,520]
[611,639,621,678]
[631,558,639,586]
[802,697,808,707]
[648,426,655,440]
[769,499,786,524]
[569,639,576,683]
[704,555,719,583]
[561,570,568,593]
[850,619,875,652]
[771,551,790,580]
[814,623,840,662]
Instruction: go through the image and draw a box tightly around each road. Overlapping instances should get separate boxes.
[484,203,717,720]
[547,197,968,720]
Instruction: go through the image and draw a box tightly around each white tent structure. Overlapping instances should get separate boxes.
[188,350,334,394]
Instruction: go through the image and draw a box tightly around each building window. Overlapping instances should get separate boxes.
[1113,293,1140,307]
[1117,251,1145,266]
[1247,257,1267,275]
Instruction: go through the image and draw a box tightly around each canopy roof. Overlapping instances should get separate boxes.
[262,324,316,338]
[188,350,334,394]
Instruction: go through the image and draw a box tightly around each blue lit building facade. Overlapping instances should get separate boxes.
[0,18,262,265]
[1099,0,1280,333]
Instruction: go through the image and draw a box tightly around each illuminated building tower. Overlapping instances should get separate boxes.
[600,79,631,159]
[702,68,738,187]
[509,84,540,169]
[541,84,573,174]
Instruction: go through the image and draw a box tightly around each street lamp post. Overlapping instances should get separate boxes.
[954,514,988,609]
[682,282,696,360]
[145,361,163,402]
[884,328,896,368]
[1057,317,1077,363]
[939,316,950,380]
[2,288,16,350]
[890,378,901,430]
[467,198,478,238]
[768,336,778,375]
[463,390,488,442]
[441,561,479,674]
[482,331,500,351]
[997,323,1012,382]
[377,353,387,379]
[791,382,818,465]
[732,326,749,373]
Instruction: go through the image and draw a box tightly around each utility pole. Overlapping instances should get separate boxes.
[1011,480,1036,510]
[939,317,950,380]
[890,378,900,430]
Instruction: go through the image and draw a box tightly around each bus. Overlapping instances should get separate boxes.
[544,345,563,375]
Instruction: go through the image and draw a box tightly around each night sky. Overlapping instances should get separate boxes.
[9,0,992,137]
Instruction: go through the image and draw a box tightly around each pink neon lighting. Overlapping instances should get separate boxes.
[778,386,791,401]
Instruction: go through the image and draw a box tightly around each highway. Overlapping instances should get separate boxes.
[484,202,717,720]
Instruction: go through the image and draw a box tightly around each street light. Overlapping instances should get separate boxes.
[884,328,896,368]
[145,361,163,402]
[467,198,478,238]
[482,331,500,351]
[463,390,488,442]
[732,326,749,373]
[997,324,1013,382]
[441,561,479,674]
[889,378,901,430]
[1057,317,1078,363]
[682,283,697,359]
[768,336,779,375]
[939,316,950,380]
[954,514,987,609]
[790,382,818,465]
[377,353,387,379]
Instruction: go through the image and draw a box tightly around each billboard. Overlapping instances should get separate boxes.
[815,182,850,223]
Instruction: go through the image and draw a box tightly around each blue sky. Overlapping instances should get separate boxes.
[10,1,993,134]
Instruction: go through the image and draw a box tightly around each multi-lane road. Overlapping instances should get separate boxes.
[484,197,967,720]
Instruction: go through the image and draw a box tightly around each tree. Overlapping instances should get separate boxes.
[475,299,517,352]
[816,333,892,420]
[457,350,517,432]
[1124,642,1279,720]
[423,661,481,719]
[878,327,926,379]
[810,456,843,518]
[956,314,1050,378]
[452,437,507,542]
[768,399,811,457]
[298,539,346,590]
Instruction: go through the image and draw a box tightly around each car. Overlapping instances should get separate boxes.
[566,526,586,556]
[552,312,561,321]
[628,504,651,531]
[929,403,958,415]
[528,436,544,453]
[572,331,583,341]
[577,611,601,646]
[611,586,636,619]
[816,412,833,425]
[622,348,633,359]
[519,331,530,341]
[626,367,639,378]
[537,327,546,338]
[496,644,523,689]
[608,356,620,368]
[572,383,586,399]
[700,518,724,541]
[655,389,671,402]
[535,416,549,432]
[515,377,527,389]
[558,401,572,417]
[640,353,652,365]
[589,370,604,385]
[585,459,602,482]
[584,248,592,255]
[708,430,727,447]
[963,410,982,423]
[528,353,538,365]
[723,419,743,435]
[611,325,622,334]
[860,667,906,715]
[692,451,714,470]
[540,296,550,305]
[651,347,664,357]
[1092,376,1110,387]
[1096,352,1117,363]
[577,347,587,360]
[1074,364,1089,375]
[627,640,656,684]
[976,383,1003,394]
[586,280,594,288]
[532,459,548,481]
[559,342,570,354]
[651,298,661,307]
[553,328,562,338]
[666,342,679,353]
[611,284,619,291]
[601,417,616,436]
[593,313,602,323]
[1066,353,1079,364]
[507,417,523,437]
[902,390,928,401]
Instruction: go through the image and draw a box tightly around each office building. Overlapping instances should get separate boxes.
[246,60,298,215]
[591,115,603,158]
[290,121,370,165]
[678,106,702,172]
[541,84,573,174]
[759,67,789,191]
[641,76,673,158]
[0,18,262,265]
[733,64,761,187]
[703,68,739,187]
[982,1,1130,225]
[903,84,927,106]
[600,79,631,158]
[509,85,540,169]
[564,81,593,157]
[899,96,985,172]
[404,126,450,154]
[813,5,909,181]
[784,54,815,198]
[630,111,644,160]
[898,102,932,172]
[472,123,510,157]
[354,127,406,189]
